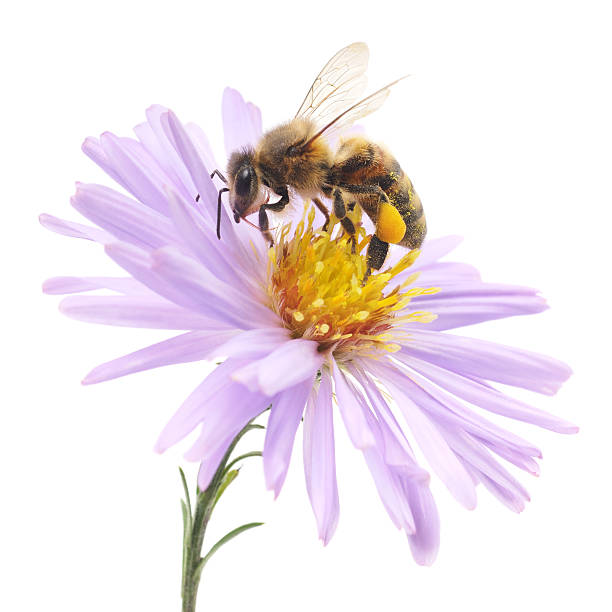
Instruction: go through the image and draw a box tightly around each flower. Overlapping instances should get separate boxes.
[41,88,575,566]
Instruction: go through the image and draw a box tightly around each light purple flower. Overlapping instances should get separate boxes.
[41,88,575,565]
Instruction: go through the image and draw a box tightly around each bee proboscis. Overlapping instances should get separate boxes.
[209,42,426,279]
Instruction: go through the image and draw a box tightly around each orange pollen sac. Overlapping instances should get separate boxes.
[266,205,439,360]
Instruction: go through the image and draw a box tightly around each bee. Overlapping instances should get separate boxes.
[209,42,426,279]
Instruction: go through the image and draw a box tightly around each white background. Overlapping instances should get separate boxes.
[2,1,611,610]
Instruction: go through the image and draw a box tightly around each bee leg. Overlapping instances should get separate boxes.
[364,234,389,284]
[333,188,356,252]
[216,187,229,240]
[258,186,290,245]
[313,197,330,231]
[258,206,275,245]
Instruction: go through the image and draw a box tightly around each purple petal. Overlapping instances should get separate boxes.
[349,385,421,532]
[155,358,265,452]
[82,329,238,385]
[184,382,269,462]
[413,262,481,285]
[134,105,197,200]
[164,111,223,229]
[403,481,440,565]
[165,185,262,290]
[234,339,323,396]
[99,133,171,215]
[166,187,245,286]
[104,241,208,312]
[411,236,463,269]
[263,378,312,497]
[362,446,416,533]
[476,469,528,513]
[39,213,112,243]
[408,282,548,331]
[151,245,275,328]
[42,276,149,296]
[82,136,129,191]
[71,183,178,250]
[303,370,339,545]
[215,327,291,359]
[222,88,263,157]
[389,358,543,458]
[331,359,376,449]
[350,364,429,479]
[197,434,235,491]
[59,295,215,329]
[456,432,531,502]
[480,442,541,476]
[185,121,221,175]
[401,328,572,395]
[398,353,576,434]
[371,362,477,510]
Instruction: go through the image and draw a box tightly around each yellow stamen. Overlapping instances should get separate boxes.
[267,204,437,360]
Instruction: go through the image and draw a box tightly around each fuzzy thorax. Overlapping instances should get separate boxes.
[267,206,439,361]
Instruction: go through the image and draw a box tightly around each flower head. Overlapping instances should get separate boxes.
[42,88,575,565]
[268,210,436,358]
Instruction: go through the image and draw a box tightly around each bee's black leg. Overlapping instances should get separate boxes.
[339,183,390,208]
[258,206,273,244]
[364,234,389,284]
[210,169,228,183]
[216,187,229,240]
[313,197,330,231]
[258,186,290,245]
[333,188,356,251]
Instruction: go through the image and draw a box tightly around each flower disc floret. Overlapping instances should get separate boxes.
[268,206,439,359]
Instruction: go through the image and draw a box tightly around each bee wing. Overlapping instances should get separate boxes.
[295,42,370,129]
[301,76,409,149]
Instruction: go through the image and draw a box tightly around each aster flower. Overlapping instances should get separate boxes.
[41,88,575,573]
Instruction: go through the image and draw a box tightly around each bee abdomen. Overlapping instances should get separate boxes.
[392,175,426,249]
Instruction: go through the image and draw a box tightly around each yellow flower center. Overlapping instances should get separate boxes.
[267,205,439,360]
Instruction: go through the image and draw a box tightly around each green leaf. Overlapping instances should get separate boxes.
[178,467,192,524]
[180,500,190,532]
[223,451,262,474]
[213,469,239,508]
[195,522,264,580]
[180,499,191,599]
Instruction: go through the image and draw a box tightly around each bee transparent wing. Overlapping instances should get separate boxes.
[301,76,409,149]
[295,42,369,129]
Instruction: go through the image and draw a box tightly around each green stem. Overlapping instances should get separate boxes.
[180,419,265,612]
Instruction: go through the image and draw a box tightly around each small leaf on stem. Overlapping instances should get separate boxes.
[195,522,264,580]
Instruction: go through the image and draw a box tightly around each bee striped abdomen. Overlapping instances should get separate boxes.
[331,137,426,249]
[392,173,426,249]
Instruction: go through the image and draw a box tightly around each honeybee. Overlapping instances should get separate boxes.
[209,42,426,279]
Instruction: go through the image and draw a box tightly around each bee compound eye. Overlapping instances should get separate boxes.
[235,166,254,197]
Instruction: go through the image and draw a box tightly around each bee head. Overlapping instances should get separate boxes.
[227,148,262,222]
